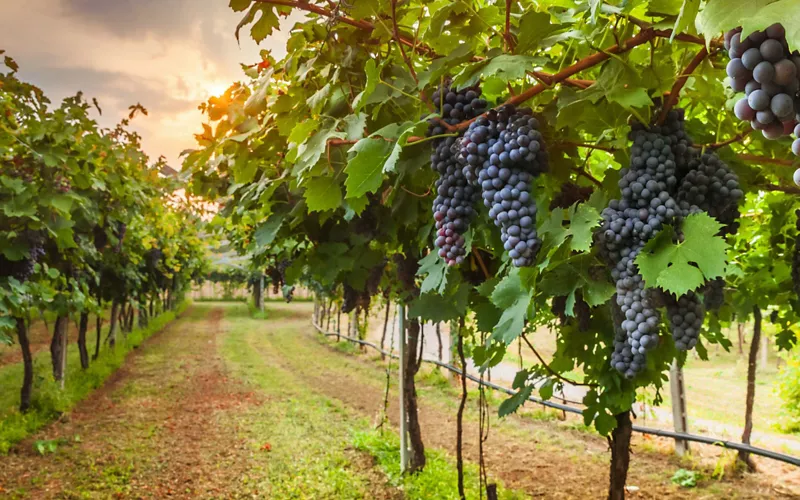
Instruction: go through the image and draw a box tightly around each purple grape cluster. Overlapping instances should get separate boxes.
[726,24,800,141]
[428,84,488,265]
[665,291,704,350]
[600,115,689,377]
[458,105,548,267]
[677,152,743,235]
[0,230,45,283]
[599,111,744,378]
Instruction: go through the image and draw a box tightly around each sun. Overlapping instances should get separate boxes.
[206,81,230,98]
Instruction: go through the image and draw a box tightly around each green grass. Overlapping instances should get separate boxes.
[0,302,187,453]
[353,429,527,500]
[220,302,532,499]
[219,308,387,498]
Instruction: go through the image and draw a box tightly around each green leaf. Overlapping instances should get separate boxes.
[383,120,428,173]
[303,176,342,213]
[418,251,448,294]
[418,45,474,89]
[48,195,74,214]
[343,113,367,141]
[635,213,729,296]
[452,55,545,89]
[344,138,391,198]
[408,285,469,323]
[607,87,653,110]
[672,0,701,41]
[696,0,773,42]
[499,385,533,417]
[307,83,332,115]
[353,60,379,112]
[253,213,285,248]
[250,6,280,43]
[229,0,251,12]
[516,11,561,53]
[490,270,531,344]
[740,1,800,52]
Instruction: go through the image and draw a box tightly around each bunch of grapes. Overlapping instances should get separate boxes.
[676,152,744,235]
[1,156,35,183]
[428,83,488,265]
[267,258,291,295]
[458,105,548,267]
[365,259,387,296]
[0,230,45,283]
[599,110,743,378]
[342,284,358,314]
[702,279,726,311]
[726,24,800,137]
[54,174,71,193]
[665,291,705,350]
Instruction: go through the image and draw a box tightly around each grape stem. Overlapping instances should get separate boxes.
[504,0,515,52]
[521,334,598,388]
[703,129,752,150]
[656,46,709,126]
[390,0,418,84]
[757,183,800,195]
[738,154,797,167]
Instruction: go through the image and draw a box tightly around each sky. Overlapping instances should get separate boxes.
[0,0,302,169]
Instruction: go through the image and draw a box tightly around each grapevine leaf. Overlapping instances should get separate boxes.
[696,0,773,42]
[303,176,342,213]
[499,385,533,417]
[293,123,344,174]
[345,138,392,198]
[490,270,531,344]
[418,251,448,294]
[635,213,728,296]
[607,87,653,110]
[741,1,800,52]
[408,285,469,323]
[343,113,368,141]
[539,203,601,253]
[452,55,546,89]
[250,6,280,43]
[229,0,251,12]
[253,213,285,248]
[417,44,474,89]
[672,0,701,41]
[383,120,429,173]
[516,11,560,53]
[353,60,379,112]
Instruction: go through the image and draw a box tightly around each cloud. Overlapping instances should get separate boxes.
[0,0,301,167]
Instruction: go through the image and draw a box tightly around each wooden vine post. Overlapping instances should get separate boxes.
[397,302,409,473]
[669,359,690,455]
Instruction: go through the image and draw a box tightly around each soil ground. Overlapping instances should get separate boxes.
[0,302,796,499]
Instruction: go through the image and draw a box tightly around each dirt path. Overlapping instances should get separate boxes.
[0,306,258,498]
